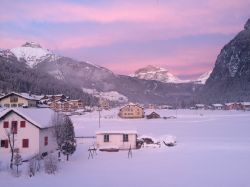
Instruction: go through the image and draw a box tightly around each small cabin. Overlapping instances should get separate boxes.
[224,103,241,110]
[211,104,223,110]
[146,112,160,119]
[96,130,138,150]
[195,104,205,110]
[118,103,144,119]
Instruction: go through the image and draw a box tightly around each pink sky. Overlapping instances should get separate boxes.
[0,0,249,78]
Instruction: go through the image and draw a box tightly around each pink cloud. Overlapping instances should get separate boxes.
[0,0,248,50]
[104,43,221,78]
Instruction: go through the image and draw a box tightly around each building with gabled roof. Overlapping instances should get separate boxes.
[0,92,42,108]
[118,103,144,119]
[146,111,160,119]
[0,108,57,159]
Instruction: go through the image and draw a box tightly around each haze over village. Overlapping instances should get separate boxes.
[0,1,250,187]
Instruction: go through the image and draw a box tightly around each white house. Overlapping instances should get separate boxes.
[0,108,57,159]
[195,104,205,110]
[96,130,138,150]
[212,104,224,110]
[0,92,43,108]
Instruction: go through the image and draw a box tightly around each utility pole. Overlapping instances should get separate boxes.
[98,106,101,128]
[98,93,101,128]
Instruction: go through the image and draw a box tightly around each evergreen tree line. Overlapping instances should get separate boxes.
[0,56,99,105]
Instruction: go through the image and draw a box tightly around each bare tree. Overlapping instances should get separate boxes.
[5,127,16,169]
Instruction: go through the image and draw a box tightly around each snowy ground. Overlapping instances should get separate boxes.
[1,109,250,187]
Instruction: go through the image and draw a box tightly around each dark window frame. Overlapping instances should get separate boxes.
[22,139,29,148]
[20,121,26,128]
[104,134,109,142]
[123,134,129,142]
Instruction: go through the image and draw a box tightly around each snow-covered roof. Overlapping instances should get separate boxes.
[212,104,223,107]
[96,130,138,135]
[0,92,42,101]
[241,102,250,106]
[224,102,237,106]
[120,103,144,110]
[195,104,205,107]
[0,108,56,129]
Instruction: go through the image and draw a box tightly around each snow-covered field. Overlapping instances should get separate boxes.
[1,109,250,187]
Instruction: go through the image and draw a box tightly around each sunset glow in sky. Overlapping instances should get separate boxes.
[0,0,249,79]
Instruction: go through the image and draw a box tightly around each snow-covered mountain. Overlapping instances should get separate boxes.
[10,42,58,68]
[200,17,250,103]
[131,65,190,83]
[131,65,211,84]
[195,71,212,84]
[1,42,203,104]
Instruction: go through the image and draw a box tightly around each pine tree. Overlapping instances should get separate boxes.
[53,114,76,161]
[60,116,76,161]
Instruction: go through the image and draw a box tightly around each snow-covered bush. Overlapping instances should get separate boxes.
[13,152,22,176]
[161,135,177,147]
[44,154,58,175]
[28,155,41,177]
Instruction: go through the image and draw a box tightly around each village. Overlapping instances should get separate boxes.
[0,92,250,180]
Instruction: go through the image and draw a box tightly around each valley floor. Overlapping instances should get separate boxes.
[1,109,250,187]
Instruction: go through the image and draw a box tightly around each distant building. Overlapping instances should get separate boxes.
[224,103,241,110]
[240,102,250,110]
[68,100,84,111]
[211,104,223,110]
[0,92,42,108]
[42,94,67,102]
[146,112,161,119]
[160,105,173,109]
[96,130,138,150]
[144,104,158,109]
[195,104,205,110]
[0,108,57,158]
[118,103,144,119]
[99,98,110,110]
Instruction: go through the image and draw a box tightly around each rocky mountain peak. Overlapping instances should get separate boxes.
[21,41,42,48]
[132,65,187,83]
[134,65,163,74]
[244,18,250,30]
[10,42,54,68]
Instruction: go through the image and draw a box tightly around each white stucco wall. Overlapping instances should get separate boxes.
[0,112,57,160]
[0,112,40,159]
[39,127,57,154]
[96,133,137,150]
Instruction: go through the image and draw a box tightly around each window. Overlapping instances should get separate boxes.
[20,121,26,128]
[11,104,17,107]
[18,103,24,107]
[3,121,9,128]
[22,139,29,148]
[123,134,129,142]
[10,96,18,103]
[4,104,10,108]
[1,140,8,148]
[11,121,18,134]
[104,134,109,142]
[44,137,48,146]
